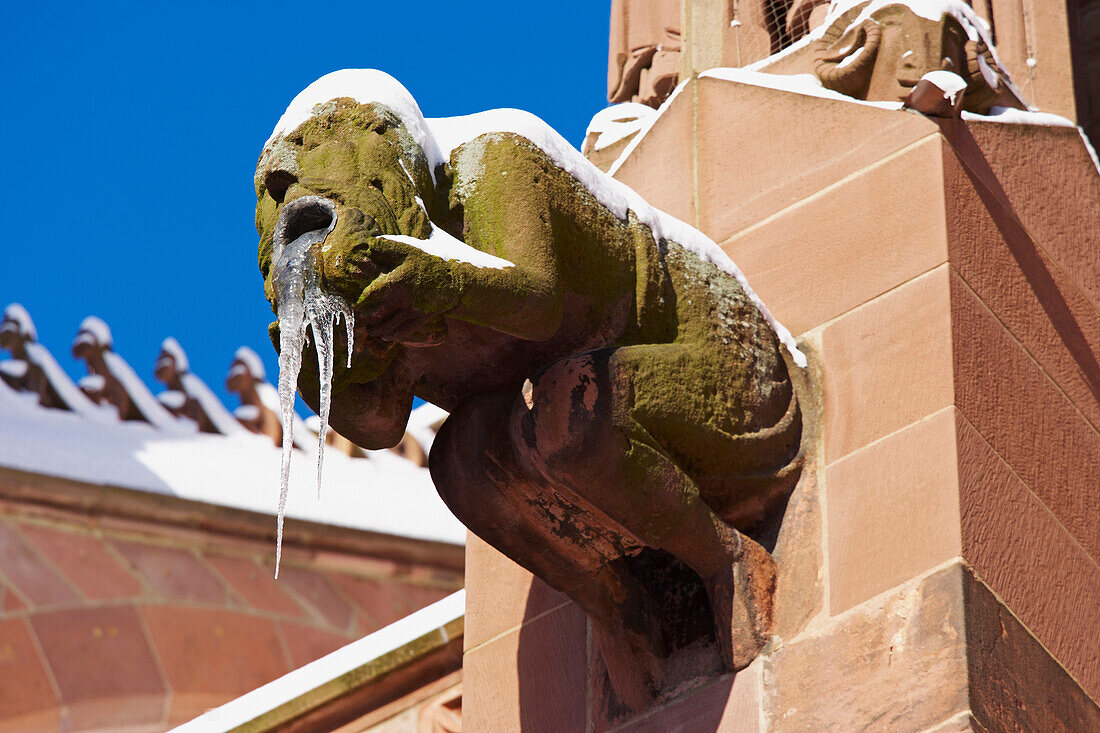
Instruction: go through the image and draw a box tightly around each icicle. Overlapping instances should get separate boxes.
[270,199,354,578]
[312,311,335,500]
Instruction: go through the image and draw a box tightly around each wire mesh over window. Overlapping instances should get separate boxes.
[724,0,833,68]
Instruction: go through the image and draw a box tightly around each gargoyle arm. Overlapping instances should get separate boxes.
[361,135,567,342]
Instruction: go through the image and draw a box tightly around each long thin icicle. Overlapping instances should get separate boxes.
[271,207,354,578]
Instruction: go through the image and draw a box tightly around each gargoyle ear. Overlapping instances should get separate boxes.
[813,13,883,98]
[962,38,1004,113]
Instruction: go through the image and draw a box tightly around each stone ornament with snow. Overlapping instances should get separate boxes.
[772,0,1027,113]
[902,69,968,116]
[256,69,807,712]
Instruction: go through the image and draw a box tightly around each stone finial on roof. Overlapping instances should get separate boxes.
[71,318,183,430]
[226,347,315,450]
[1,305,39,394]
[227,346,286,444]
[154,338,204,426]
[2,304,105,415]
[154,338,246,436]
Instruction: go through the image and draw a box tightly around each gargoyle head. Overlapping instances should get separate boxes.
[812,1,1020,113]
[255,82,443,385]
[257,103,434,291]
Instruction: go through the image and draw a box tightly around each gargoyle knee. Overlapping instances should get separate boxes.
[429,393,518,522]
[510,352,623,485]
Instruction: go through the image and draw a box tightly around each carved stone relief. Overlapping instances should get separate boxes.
[609,0,684,107]
[762,1,1027,114]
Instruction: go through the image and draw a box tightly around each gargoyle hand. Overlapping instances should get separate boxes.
[352,238,461,347]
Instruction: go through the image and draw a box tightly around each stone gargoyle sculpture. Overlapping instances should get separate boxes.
[256,70,806,708]
[765,0,1027,115]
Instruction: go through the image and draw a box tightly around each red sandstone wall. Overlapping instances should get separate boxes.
[460,78,1099,731]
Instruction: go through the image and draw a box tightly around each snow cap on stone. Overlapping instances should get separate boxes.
[585,103,656,152]
[233,346,267,381]
[266,69,444,176]
[821,0,995,48]
[75,316,113,349]
[159,337,190,373]
[920,70,968,104]
[2,303,37,341]
[79,374,106,393]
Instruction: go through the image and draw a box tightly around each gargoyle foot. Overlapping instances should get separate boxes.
[591,616,666,712]
[705,533,776,671]
[578,568,666,712]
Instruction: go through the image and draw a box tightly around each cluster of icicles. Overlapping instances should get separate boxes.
[271,197,354,578]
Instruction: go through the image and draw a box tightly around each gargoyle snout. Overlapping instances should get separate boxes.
[273,195,338,257]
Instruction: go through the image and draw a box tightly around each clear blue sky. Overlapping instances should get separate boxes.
[0,1,609,414]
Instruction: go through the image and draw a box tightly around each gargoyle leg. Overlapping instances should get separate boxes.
[431,391,667,708]
[511,346,779,673]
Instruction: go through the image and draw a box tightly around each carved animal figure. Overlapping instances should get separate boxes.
[256,71,804,709]
[810,1,1024,112]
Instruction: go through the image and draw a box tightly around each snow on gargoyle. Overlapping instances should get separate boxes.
[256,69,807,711]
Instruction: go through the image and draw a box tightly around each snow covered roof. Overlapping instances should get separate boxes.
[0,402,464,544]
[174,590,464,731]
[0,306,464,546]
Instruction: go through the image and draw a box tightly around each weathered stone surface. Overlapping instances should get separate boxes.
[110,539,229,604]
[0,519,80,607]
[17,523,141,601]
[0,618,60,730]
[463,534,571,652]
[274,565,355,631]
[720,134,948,334]
[763,564,969,731]
[32,606,167,730]
[949,271,1100,561]
[821,265,955,463]
[693,77,939,243]
[681,0,777,71]
[615,666,761,733]
[941,124,1100,433]
[463,603,587,733]
[826,407,962,614]
[964,569,1100,732]
[203,552,306,619]
[141,605,289,722]
[610,88,696,226]
[278,621,354,668]
[956,411,1100,700]
[769,458,823,640]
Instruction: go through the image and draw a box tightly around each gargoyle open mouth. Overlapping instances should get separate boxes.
[273,195,337,258]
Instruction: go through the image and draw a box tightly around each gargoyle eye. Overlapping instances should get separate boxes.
[265,170,298,204]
